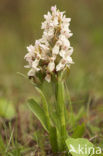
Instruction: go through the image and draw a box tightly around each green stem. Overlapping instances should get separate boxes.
[57,77,67,151]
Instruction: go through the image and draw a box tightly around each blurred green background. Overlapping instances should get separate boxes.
[0,0,103,103]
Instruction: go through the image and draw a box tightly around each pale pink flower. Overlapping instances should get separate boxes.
[24,5,74,82]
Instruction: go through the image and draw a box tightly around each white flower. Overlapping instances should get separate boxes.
[59,50,74,65]
[49,55,56,61]
[56,54,73,72]
[53,17,58,27]
[25,45,35,60]
[59,35,70,50]
[43,28,54,41]
[27,59,40,77]
[68,47,73,56]
[62,16,71,23]
[52,44,59,55]
[45,74,51,82]
[32,59,39,69]
[26,45,35,53]
[28,68,35,77]
[59,49,74,60]
[24,45,35,67]
[59,50,65,58]
[24,5,74,82]
[44,12,52,22]
[51,5,57,12]
[56,61,65,71]
[66,56,74,64]
[47,61,55,72]
[24,65,31,68]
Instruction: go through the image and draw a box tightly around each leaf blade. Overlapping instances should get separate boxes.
[28,99,48,132]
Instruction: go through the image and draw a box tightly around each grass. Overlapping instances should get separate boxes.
[0,87,103,155]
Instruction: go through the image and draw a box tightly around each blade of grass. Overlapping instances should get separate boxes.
[5,128,14,153]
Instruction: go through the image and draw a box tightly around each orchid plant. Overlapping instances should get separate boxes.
[24,6,95,156]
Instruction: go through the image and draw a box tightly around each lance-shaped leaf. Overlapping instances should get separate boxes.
[72,124,85,138]
[34,86,51,130]
[28,99,48,132]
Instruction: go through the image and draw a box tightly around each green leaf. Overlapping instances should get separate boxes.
[34,86,51,129]
[66,137,94,156]
[0,98,16,119]
[49,126,58,152]
[28,99,48,132]
[72,124,85,138]
[51,112,61,131]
